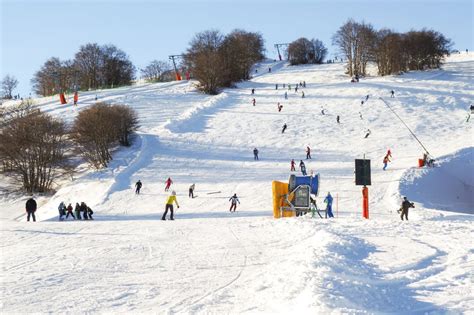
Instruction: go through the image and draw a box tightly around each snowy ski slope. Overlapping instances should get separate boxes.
[1,53,473,314]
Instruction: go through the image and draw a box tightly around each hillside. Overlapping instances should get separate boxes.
[1,53,473,313]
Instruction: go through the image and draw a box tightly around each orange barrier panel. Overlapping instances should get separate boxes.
[59,93,67,104]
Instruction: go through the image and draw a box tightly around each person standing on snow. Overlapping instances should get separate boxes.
[74,202,81,220]
[386,149,392,159]
[275,84,278,90]
[299,160,307,176]
[189,183,195,198]
[81,202,89,220]
[303,81,306,88]
[383,154,391,171]
[336,115,340,124]
[288,84,291,91]
[58,201,66,221]
[73,91,79,106]
[25,197,37,222]
[278,103,283,112]
[252,98,256,106]
[162,191,179,220]
[400,196,414,221]
[135,180,142,194]
[165,177,173,192]
[65,203,75,220]
[324,192,334,218]
[253,148,259,160]
[290,159,296,171]
[284,91,288,99]
[295,86,298,93]
[282,123,287,133]
[229,193,240,212]
[306,146,312,159]
[251,88,255,95]
[390,90,395,98]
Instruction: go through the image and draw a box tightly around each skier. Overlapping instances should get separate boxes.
[275,84,278,90]
[303,81,306,88]
[73,91,78,105]
[74,202,81,220]
[165,177,173,192]
[253,148,259,160]
[400,196,415,221]
[251,88,255,95]
[306,146,311,159]
[365,94,369,101]
[302,91,305,98]
[65,203,75,220]
[252,98,256,106]
[323,192,334,218]
[282,123,287,134]
[290,159,296,171]
[359,112,363,119]
[336,115,340,124]
[390,90,395,98]
[383,154,390,170]
[58,201,66,221]
[189,183,195,198]
[162,191,179,220]
[278,103,283,112]
[25,197,37,222]
[284,91,288,99]
[80,202,88,220]
[299,160,307,176]
[229,193,240,212]
[361,100,364,105]
[288,84,291,91]
[268,67,271,73]
[364,129,371,138]
[135,180,142,194]
[321,108,326,115]
[295,86,298,93]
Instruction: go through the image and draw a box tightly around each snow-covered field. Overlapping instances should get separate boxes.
[1,53,473,314]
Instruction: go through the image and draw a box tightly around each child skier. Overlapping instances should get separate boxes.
[229,193,240,212]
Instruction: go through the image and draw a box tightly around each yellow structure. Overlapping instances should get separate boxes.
[272,181,295,218]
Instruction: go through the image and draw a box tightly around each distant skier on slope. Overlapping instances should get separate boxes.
[252,98,256,106]
[278,102,283,112]
[336,115,340,124]
[165,177,173,192]
[282,123,287,133]
[58,201,66,221]
[390,90,395,98]
[290,159,296,171]
[189,183,195,198]
[299,160,307,176]
[253,148,259,160]
[135,180,142,194]
[162,191,179,220]
[306,146,311,159]
[399,196,414,221]
[229,193,240,212]
[66,203,75,220]
[364,129,371,138]
[284,91,288,99]
[75,202,81,220]
[383,154,390,170]
[251,88,255,95]
[80,202,89,220]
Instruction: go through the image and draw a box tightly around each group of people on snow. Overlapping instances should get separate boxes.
[58,201,94,221]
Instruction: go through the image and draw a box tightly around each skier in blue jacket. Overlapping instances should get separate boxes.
[324,192,334,218]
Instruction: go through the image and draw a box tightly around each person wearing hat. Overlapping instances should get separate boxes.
[162,191,179,220]
[400,196,415,221]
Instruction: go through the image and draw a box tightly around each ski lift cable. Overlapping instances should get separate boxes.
[378,97,431,157]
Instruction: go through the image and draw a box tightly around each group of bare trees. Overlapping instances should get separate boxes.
[1,75,19,99]
[333,19,453,77]
[287,38,327,65]
[184,29,265,94]
[0,103,138,192]
[31,43,135,96]
[140,60,172,82]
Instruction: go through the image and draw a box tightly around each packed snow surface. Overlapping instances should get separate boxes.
[1,53,473,314]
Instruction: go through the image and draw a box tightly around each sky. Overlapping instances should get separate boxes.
[1,0,473,97]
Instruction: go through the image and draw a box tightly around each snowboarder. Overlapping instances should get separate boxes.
[253,148,259,160]
[251,88,255,95]
[390,90,395,98]
[252,98,256,106]
[278,103,283,112]
[25,197,37,222]
[364,129,371,138]
[383,154,391,170]
[58,201,66,221]
[80,202,88,220]
[306,146,311,159]
[284,92,288,99]
[165,177,173,192]
[74,202,81,220]
[229,193,240,212]
[189,183,195,198]
[400,196,414,221]
[65,203,75,220]
[282,123,287,133]
[336,115,340,124]
[290,159,296,171]
[324,192,334,218]
[162,191,179,220]
[135,180,142,194]
[299,160,307,176]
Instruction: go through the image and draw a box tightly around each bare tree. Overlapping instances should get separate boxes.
[0,109,69,192]
[74,43,104,90]
[101,44,136,88]
[140,60,171,82]
[1,75,19,99]
[288,37,327,65]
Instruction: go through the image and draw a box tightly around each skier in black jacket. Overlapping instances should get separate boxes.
[25,198,37,222]
[400,197,415,221]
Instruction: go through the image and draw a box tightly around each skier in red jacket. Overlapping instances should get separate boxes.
[165,177,173,192]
